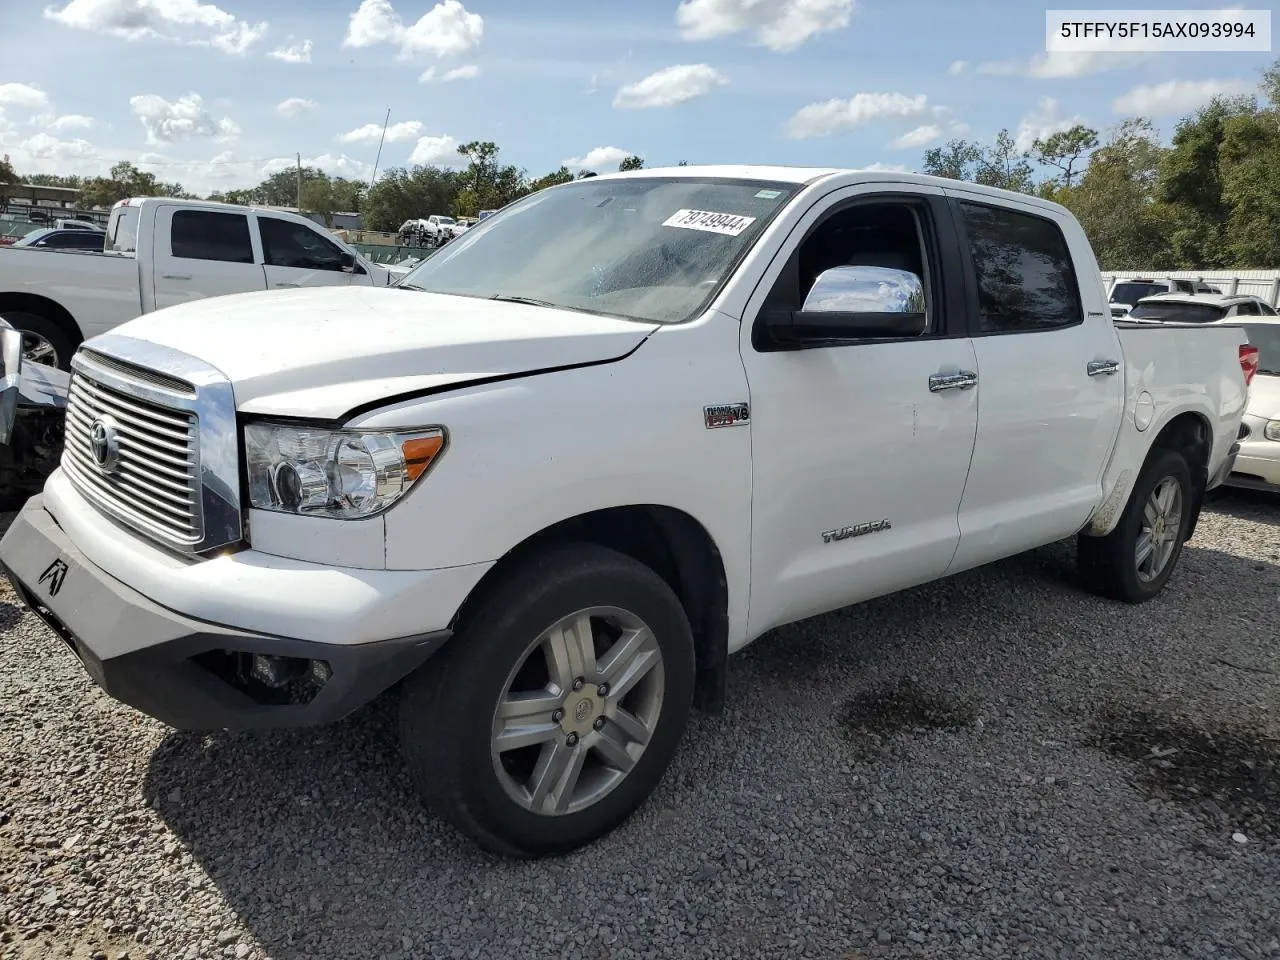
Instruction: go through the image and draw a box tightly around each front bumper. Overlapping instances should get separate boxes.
[0,496,450,730]
[1226,447,1280,492]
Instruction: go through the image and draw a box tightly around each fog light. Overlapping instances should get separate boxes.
[249,654,304,688]
[309,660,332,685]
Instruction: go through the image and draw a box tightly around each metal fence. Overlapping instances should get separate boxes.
[352,243,437,265]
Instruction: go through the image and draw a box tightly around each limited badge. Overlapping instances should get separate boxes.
[704,403,750,429]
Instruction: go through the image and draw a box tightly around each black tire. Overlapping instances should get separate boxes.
[399,542,695,858]
[1078,447,1194,603]
[3,310,78,371]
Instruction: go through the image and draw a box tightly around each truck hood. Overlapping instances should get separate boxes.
[1247,373,1280,421]
[94,286,659,420]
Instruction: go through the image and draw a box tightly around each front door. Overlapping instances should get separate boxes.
[255,215,358,290]
[944,191,1125,574]
[151,206,266,310]
[739,186,980,639]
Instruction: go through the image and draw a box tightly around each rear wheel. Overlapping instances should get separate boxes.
[1078,447,1193,603]
[399,542,695,857]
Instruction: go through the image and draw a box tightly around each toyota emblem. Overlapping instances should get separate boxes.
[88,415,121,473]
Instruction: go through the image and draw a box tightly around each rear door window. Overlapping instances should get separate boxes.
[170,210,254,263]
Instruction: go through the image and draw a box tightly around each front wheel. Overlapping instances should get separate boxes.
[399,543,695,857]
[1078,447,1194,603]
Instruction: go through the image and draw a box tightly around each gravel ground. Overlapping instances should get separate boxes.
[1,490,1278,960]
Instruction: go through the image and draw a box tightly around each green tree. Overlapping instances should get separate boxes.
[618,155,644,171]
[1061,118,1175,269]
[921,139,981,180]
[78,161,189,207]
[528,166,574,192]
[299,178,336,226]
[454,141,529,215]
[1217,92,1280,265]
[330,177,364,213]
[1031,124,1099,190]
[0,155,19,207]
[974,130,1034,193]
[363,164,460,232]
[1157,94,1258,267]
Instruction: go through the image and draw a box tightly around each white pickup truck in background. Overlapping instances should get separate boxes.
[0,197,396,369]
[0,166,1253,859]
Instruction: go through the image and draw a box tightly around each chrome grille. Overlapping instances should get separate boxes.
[62,370,202,545]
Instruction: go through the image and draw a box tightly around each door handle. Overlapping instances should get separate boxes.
[275,282,301,288]
[1087,359,1121,377]
[161,273,192,281]
[928,371,978,393]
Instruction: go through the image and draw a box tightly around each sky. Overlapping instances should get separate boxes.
[0,0,1275,196]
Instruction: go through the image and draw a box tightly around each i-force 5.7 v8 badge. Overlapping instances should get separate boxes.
[822,519,892,543]
[704,403,750,429]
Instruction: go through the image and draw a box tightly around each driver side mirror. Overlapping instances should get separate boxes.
[763,265,927,345]
[338,251,357,272]
[0,319,25,445]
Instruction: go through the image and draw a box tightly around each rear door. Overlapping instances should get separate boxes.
[945,192,1125,574]
[255,214,364,289]
[151,207,265,310]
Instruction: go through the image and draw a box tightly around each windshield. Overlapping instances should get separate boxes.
[1242,323,1280,375]
[1111,282,1165,304]
[1127,301,1226,324]
[399,177,798,324]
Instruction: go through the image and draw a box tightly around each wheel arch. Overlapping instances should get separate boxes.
[1086,408,1213,539]
[449,504,731,713]
[0,292,84,348]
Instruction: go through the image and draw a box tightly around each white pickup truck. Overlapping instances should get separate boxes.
[0,197,396,369]
[0,166,1254,858]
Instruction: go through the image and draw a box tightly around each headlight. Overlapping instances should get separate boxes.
[1265,420,1280,442]
[244,422,446,519]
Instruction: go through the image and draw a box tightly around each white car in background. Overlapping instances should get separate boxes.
[1109,278,1222,317]
[1124,293,1277,325]
[1229,318,1280,493]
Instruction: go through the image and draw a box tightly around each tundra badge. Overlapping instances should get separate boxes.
[822,519,892,543]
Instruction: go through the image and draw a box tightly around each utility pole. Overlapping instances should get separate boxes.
[368,107,390,193]
[295,152,302,211]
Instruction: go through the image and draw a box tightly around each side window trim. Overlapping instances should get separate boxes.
[947,196,1085,337]
[749,190,967,352]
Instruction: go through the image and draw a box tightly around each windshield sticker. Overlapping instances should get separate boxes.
[754,189,783,199]
[662,209,757,237]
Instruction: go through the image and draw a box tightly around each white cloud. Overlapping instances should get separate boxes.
[947,60,967,75]
[339,120,424,144]
[977,51,1145,79]
[564,146,636,172]
[1014,97,1085,152]
[419,63,480,82]
[45,0,268,55]
[1111,78,1255,116]
[20,132,98,163]
[613,64,728,109]
[0,83,50,109]
[269,38,313,63]
[48,114,96,131]
[785,92,928,139]
[262,153,374,183]
[276,97,316,118]
[409,134,460,165]
[890,124,942,150]
[343,0,483,60]
[130,92,241,145]
[676,0,854,52]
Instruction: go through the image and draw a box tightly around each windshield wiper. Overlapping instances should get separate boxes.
[397,283,427,291]
[490,294,558,308]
